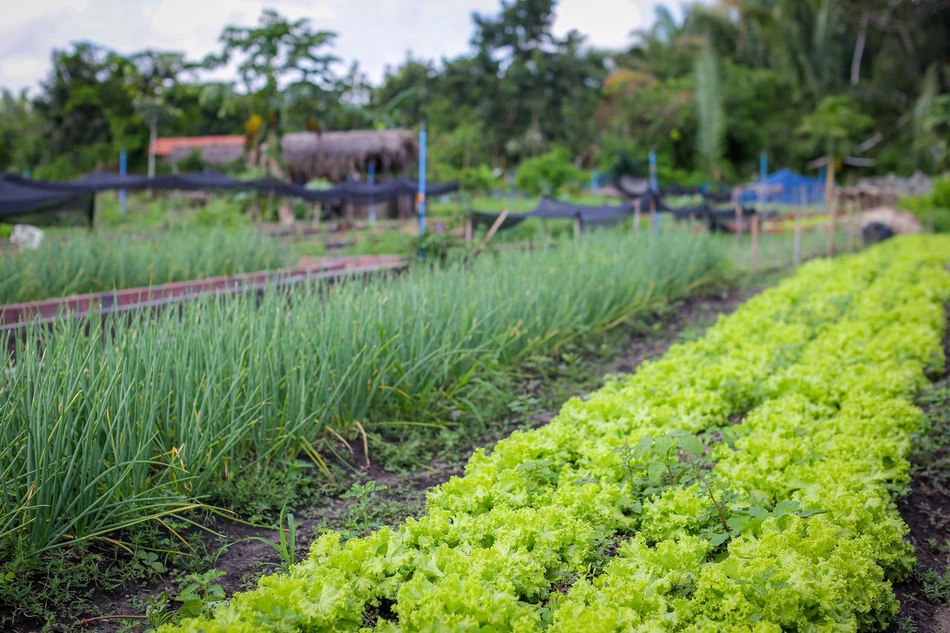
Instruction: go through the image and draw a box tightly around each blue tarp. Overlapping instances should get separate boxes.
[738,168,824,206]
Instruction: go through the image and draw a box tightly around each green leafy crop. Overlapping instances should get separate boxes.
[166,236,950,632]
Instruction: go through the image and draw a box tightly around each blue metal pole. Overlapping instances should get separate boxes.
[590,169,598,193]
[648,150,658,191]
[649,150,659,234]
[418,125,427,248]
[119,150,127,219]
[368,162,377,223]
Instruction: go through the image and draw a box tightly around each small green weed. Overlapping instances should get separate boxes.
[339,481,390,538]
[920,567,950,605]
[221,506,300,573]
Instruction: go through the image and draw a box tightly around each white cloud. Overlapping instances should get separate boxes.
[0,0,670,94]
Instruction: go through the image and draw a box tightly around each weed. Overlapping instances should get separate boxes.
[895,615,919,633]
[339,481,390,538]
[221,506,300,573]
[140,569,228,629]
[920,568,950,605]
[209,460,327,525]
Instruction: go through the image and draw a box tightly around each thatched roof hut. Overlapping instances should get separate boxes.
[281,129,418,183]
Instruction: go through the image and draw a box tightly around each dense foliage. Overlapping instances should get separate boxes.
[0,231,725,561]
[901,175,950,232]
[160,236,950,632]
[1,0,947,183]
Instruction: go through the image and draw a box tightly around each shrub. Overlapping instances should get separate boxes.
[515,148,586,196]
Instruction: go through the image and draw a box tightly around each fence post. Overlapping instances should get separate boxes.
[649,196,658,234]
[465,217,473,243]
[751,214,760,272]
[418,124,427,241]
[826,199,836,258]
[368,162,377,223]
[794,185,804,267]
[574,216,581,240]
[634,199,641,236]
[735,204,742,245]
[119,150,127,219]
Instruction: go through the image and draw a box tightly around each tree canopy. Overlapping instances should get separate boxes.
[1,0,948,183]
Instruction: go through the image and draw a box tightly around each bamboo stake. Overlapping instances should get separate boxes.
[634,199,641,236]
[574,216,581,240]
[689,213,696,233]
[464,210,509,269]
[464,217,473,243]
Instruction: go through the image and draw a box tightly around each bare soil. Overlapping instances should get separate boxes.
[891,309,950,633]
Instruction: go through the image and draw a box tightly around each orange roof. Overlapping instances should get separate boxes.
[153,136,244,157]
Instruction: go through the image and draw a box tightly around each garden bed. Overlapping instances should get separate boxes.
[155,237,950,632]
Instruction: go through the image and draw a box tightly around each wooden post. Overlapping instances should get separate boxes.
[845,199,854,252]
[794,186,804,267]
[689,213,696,233]
[574,216,581,240]
[825,154,836,258]
[649,196,657,234]
[826,203,836,258]
[751,214,760,272]
[735,205,743,245]
[464,216,473,243]
[634,199,641,236]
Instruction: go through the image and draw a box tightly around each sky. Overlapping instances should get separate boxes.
[0,0,672,95]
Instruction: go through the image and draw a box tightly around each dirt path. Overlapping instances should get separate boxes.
[892,309,950,632]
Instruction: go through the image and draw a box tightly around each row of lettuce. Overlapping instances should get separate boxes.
[167,235,950,632]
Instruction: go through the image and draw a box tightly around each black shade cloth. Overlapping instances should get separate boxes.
[703,192,734,204]
[470,197,636,232]
[1,173,459,220]
[667,203,757,220]
[660,184,703,197]
[73,172,168,191]
[0,175,95,226]
[47,171,459,206]
[172,171,243,190]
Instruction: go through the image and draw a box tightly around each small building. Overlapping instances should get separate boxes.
[153,130,419,185]
[281,129,418,184]
[153,136,246,167]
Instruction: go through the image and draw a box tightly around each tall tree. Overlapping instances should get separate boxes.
[33,42,141,178]
[129,51,191,177]
[695,41,726,179]
[797,95,874,203]
[209,9,339,171]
